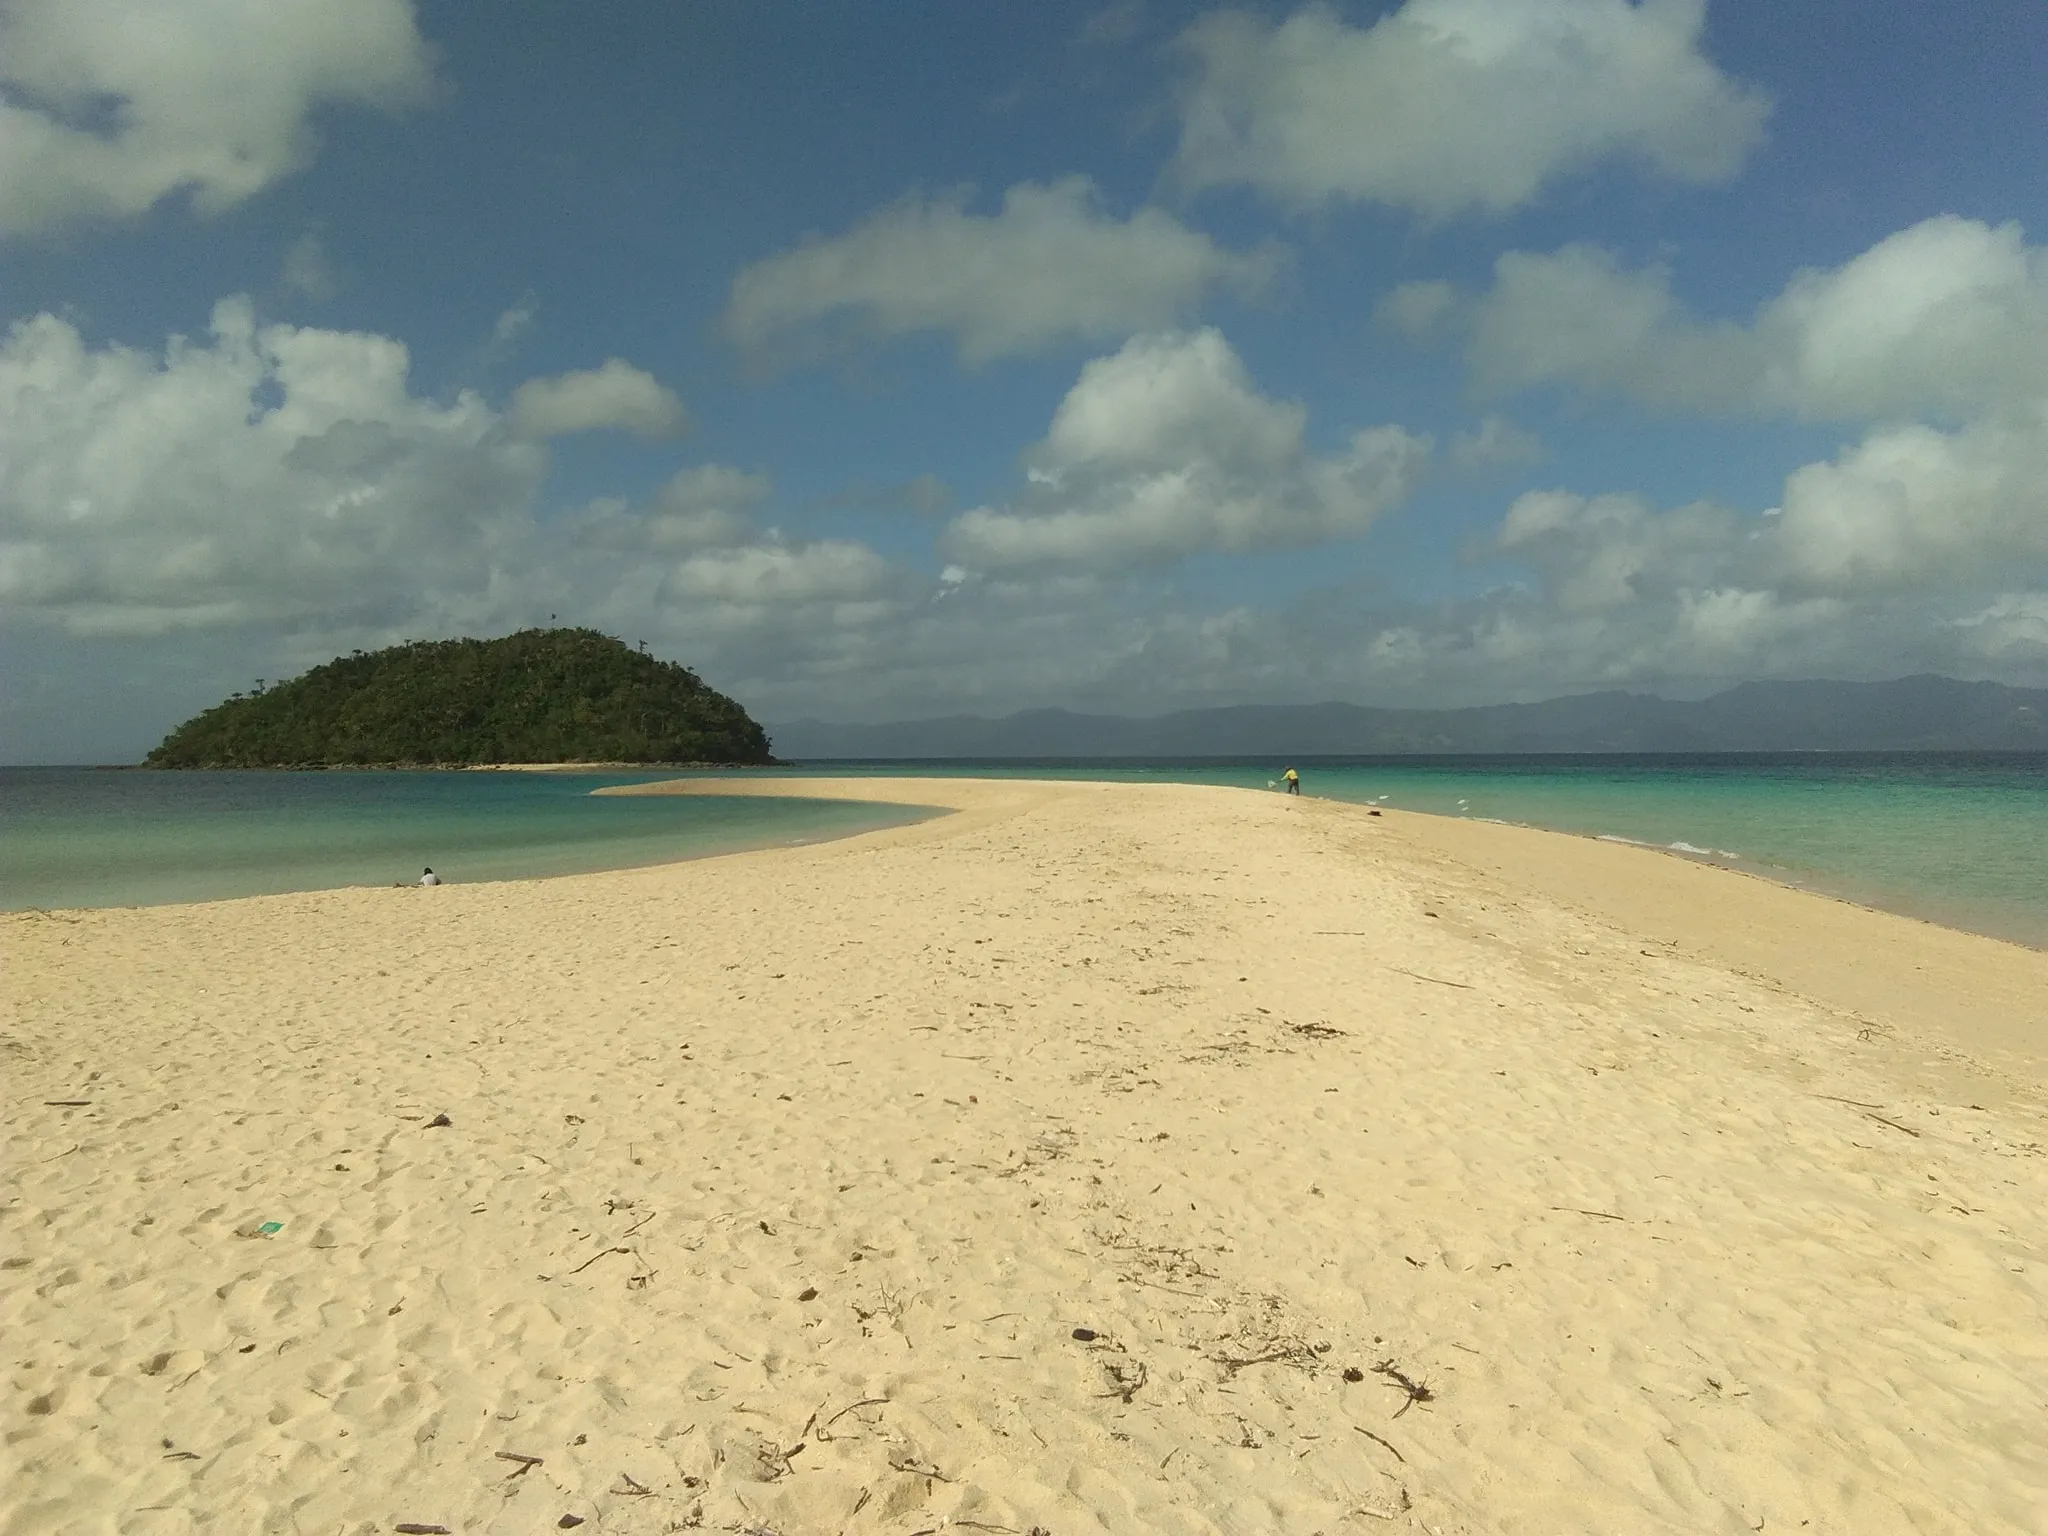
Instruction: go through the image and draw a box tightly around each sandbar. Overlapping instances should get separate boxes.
[5,778,2045,1533]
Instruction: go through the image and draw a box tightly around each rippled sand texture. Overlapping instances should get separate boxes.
[5,778,2046,1535]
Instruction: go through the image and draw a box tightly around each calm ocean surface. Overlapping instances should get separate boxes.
[3,755,2043,947]
[0,769,932,912]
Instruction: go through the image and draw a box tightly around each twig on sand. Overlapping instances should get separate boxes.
[1215,1348,1302,1376]
[1549,1206,1627,1221]
[1353,1424,1406,1463]
[1389,968,1473,990]
[817,1397,889,1440]
[544,1245,629,1280]
[1812,1094,1886,1110]
[495,1452,543,1476]
[1863,1112,1922,1138]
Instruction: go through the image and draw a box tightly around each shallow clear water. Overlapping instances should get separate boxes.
[5,756,2043,947]
[0,769,929,911]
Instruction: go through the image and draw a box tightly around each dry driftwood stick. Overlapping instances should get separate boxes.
[1389,967,1474,990]
[564,1245,630,1276]
[1353,1424,1406,1463]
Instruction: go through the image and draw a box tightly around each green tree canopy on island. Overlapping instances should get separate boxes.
[145,629,774,767]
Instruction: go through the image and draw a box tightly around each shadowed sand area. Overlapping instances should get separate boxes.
[5,778,2046,1534]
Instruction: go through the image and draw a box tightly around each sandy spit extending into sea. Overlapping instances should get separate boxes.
[5,778,2045,1535]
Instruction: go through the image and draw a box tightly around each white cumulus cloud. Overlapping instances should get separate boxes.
[724,176,1283,365]
[941,328,1430,570]
[1365,214,2048,688]
[0,298,542,637]
[1419,442,2048,695]
[1409,216,2048,421]
[669,540,897,608]
[1770,407,2048,592]
[509,359,689,441]
[0,300,915,656]
[571,465,768,555]
[0,0,434,237]
[1170,0,1767,217]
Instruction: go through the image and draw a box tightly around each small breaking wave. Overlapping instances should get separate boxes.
[1598,833,1743,860]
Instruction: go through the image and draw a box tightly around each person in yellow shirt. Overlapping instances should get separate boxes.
[1282,766,1300,795]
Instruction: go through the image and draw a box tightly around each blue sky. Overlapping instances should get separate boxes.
[4,0,2047,760]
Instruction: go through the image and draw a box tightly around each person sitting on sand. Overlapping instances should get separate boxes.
[418,867,441,886]
[1283,767,1300,795]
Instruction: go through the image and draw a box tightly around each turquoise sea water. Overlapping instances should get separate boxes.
[3,756,2043,947]
[0,769,930,912]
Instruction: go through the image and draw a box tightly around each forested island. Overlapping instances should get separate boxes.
[145,629,774,768]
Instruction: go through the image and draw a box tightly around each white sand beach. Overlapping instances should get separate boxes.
[5,778,2046,1535]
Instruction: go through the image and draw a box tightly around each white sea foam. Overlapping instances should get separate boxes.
[1598,832,1741,859]
[1670,840,1743,859]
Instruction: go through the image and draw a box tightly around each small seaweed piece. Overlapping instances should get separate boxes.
[1371,1359,1435,1418]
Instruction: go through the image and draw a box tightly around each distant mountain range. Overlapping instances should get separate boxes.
[772,676,2048,759]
